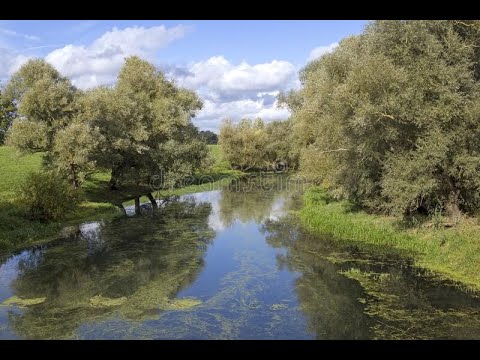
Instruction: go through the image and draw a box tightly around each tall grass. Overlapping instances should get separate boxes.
[301,186,480,291]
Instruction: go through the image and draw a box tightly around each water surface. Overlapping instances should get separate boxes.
[1,179,480,339]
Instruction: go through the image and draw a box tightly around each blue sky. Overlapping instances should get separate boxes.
[0,20,368,131]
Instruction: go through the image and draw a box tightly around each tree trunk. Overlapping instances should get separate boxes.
[117,204,127,216]
[134,197,141,215]
[109,165,122,190]
[146,193,158,209]
[446,188,461,220]
[70,163,80,189]
[441,172,462,222]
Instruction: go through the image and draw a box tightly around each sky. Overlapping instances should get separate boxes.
[0,20,368,132]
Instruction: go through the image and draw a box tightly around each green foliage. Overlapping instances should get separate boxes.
[6,119,49,152]
[287,20,480,217]
[199,130,218,144]
[51,121,102,188]
[77,56,208,190]
[219,118,297,171]
[3,56,208,193]
[18,171,81,221]
[4,59,78,150]
[0,85,16,145]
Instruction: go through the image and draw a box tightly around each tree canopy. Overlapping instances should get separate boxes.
[219,118,297,171]
[5,56,209,190]
[282,20,480,218]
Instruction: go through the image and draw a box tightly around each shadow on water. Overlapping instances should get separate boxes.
[1,175,480,339]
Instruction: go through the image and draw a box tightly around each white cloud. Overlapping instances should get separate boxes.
[3,25,300,132]
[192,98,290,132]
[166,56,298,131]
[0,48,31,81]
[174,56,297,99]
[45,24,191,89]
[0,28,40,42]
[307,42,339,62]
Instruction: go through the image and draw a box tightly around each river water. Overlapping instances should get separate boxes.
[1,178,480,339]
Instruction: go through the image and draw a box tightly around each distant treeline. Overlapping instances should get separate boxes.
[199,130,218,144]
[219,118,298,172]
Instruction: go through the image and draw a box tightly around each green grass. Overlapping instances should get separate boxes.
[0,147,43,199]
[0,144,241,252]
[301,186,480,291]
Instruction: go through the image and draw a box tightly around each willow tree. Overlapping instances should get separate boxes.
[0,85,16,144]
[78,56,208,190]
[219,118,266,171]
[3,59,101,188]
[4,59,78,151]
[284,20,480,218]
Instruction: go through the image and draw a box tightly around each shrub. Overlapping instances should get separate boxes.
[18,171,81,221]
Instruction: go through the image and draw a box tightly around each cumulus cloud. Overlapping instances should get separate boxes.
[165,56,297,131]
[307,42,339,62]
[3,24,301,132]
[0,48,31,81]
[191,97,291,132]
[172,56,297,101]
[45,24,191,89]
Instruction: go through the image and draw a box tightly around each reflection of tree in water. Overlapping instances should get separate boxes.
[263,215,480,340]
[6,198,215,339]
[218,176,290,227]
[262,216,373,339]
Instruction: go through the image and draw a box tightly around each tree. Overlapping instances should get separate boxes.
[199,130,218,144]
[219,118,296,171]
[219,118,267,171]
[0,85,16,145]
[51,121,102,188]
[4,57,208,192]
[4,59,78,151]
[284,20,480,218]
[264,120,298,171]
[78,56,208,190]
[4,59,96,188]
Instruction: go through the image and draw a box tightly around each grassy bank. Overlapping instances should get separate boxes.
[0,144,240,251]
[301,186,480,291]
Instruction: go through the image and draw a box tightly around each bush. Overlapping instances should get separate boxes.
[18,171,81,221]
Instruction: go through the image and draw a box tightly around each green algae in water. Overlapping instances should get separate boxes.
[90,295,128,308]
[339,267,480,339]
[2,296,47,307]
[164,298,202,310]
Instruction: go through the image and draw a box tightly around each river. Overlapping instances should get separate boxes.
[1,177,480,339]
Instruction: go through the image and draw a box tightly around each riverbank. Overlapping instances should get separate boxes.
[300,186,480,292]
[0,145,243,252]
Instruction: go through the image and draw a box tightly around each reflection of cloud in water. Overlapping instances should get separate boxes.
[268,197,286,221]
[79,221,104,254]
[0,248,45,301]
[181,191,225,232]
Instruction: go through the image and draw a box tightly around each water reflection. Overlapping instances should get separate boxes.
[262,209,480,339]
[1,198,214,339]
[1,176,480,339]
